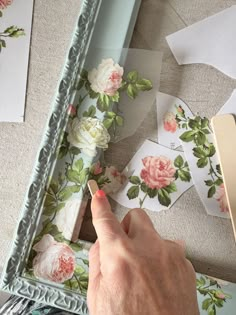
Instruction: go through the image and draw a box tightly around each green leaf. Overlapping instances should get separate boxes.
[202,128,211,134]
[179,130,196,142]
[205,180,214,186]
[74,265,85,275]
[97,94,110,112]
[197,157,208,168]
[129,176,141,185]
[44,193,56,206]
[177,169,191,182]
[208,305,216,315]
[215,178,223,186]
[200,276,206,285]
[79,168,89,184]
[103,118,113,129]
[202,298,212,310]
[127,186,139,199]
[0,39,6,48]
[136,78,152,91]
[127,84,138,99]
[195,132,206,145]
[188,119,199,129]
[127,70,138,82]
[70,243,83,252]
[140,182,148,193]
[58,185,80,201]
[67,169,80,183]
[44,203,65,216]
[69,146,81,155]
[147,188,158,198]
[208,186,216,198]
[208,144,216,157]
[216,164,222,175]
[157,189,171,206]
[201,117,210,128]
[115,115,124,126]
[164,182,177,193]
[58,146,68,159]
[83,105,96,118]
[80,69,88,80]
[74,158,84,172]
[193,146,207,158]
[174,155,184,168]
[106,111,116,118]
[111,92,119,102]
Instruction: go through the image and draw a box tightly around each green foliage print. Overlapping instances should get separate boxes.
[197,275,232,315]
[127,154,191,208]
[0,7,25,53]
[176,106,223,199]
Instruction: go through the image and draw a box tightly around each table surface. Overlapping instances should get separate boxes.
[0,0,236,282]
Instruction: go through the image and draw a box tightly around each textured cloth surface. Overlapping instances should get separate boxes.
[0,0,236,284]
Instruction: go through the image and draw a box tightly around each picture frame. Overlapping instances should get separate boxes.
[0,0,142,313]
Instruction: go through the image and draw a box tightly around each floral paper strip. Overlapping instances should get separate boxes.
[0,0,33,122]
[177,109,230,218]
[23,49,158,292]
[156,92,193,149]
[111,140,193,212]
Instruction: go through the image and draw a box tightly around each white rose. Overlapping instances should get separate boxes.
[67,117,110,157]
[102,166,127,194]
[54,199,88,240]
[88,58,124,96]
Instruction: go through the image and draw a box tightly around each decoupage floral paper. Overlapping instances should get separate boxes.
[23,50,157,293]
[111,140,193,212]
[177,111,230,218]
[156,92,193,149]
[0,0,33,122]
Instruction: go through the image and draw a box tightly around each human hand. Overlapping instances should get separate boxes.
[87,190,199,315]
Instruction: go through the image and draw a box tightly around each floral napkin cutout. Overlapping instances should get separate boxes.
[157,92,230,218]
[111,140,193,212]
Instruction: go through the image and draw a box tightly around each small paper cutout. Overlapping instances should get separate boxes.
[166,6,236,79]
[157,92,193,149]
[111,140,193,212]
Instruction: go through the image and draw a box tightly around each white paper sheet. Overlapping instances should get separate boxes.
[166,6,236,79]
[156,92,193,149]
[111,140,193,212]
[0,0,34,122]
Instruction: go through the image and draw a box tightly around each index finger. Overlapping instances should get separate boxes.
[91,190,126,245]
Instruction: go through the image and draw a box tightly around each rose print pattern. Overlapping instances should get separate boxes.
[33,235,75,283]
[88,58,124,96]
[163,112,178,133]
[127,154,191,208]
[24,58,153,293]
[0,0,25,53]
[140,156,176,189]
[216,184,229,213]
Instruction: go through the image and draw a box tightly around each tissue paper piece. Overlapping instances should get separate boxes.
[111,140,193,212]
[157,92,193,149]
[166,6,236,79]
[178,112,230,218]
[0,0,34,122]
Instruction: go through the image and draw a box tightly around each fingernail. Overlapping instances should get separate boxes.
[96,190,106,198]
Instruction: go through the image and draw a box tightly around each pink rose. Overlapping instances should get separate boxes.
[140,156,176,189]
[88,58,124,96]
[92,161,103,175]
[0,0,12,9]
[215,292,226,300]
[216,184,229,213]
[68,104,76,117]
[102,166,126,194]
[163,112,178,133]
[33,234,75,283]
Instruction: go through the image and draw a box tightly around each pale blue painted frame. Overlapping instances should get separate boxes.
[0,1,101,314]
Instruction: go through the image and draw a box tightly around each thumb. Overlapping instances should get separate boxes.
[91,190,126,245]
